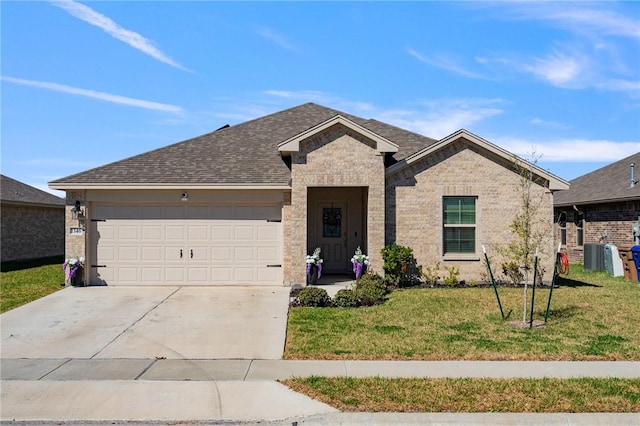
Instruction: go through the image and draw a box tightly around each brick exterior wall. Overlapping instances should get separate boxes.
[1,204,64,262]
[64,191,87,281]
[386,140,555,282]
[285,124,386,285]
[554,200,640,264]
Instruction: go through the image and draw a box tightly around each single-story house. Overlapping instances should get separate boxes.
[1,174,65,265]
[553,152,640,265]
[49,103,568,286]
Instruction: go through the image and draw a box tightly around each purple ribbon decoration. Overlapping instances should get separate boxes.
[353,262,363,279]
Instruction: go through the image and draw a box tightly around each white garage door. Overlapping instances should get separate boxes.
[90,204,282,286]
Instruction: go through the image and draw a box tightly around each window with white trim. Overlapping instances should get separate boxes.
[443,197,476,254]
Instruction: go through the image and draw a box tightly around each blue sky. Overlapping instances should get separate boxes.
[2,1,639,196]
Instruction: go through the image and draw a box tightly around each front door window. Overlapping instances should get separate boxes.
[322,207,342,238]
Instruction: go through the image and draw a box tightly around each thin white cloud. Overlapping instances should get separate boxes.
[529,118,570,130]
[407,48,485,79]
[2,76,184,114]
[49,0,192,72]
[257,27,300,52]
[522,49,589,88]
[377,98,504,138]
[492,136,640,163]
[509,4,640,42]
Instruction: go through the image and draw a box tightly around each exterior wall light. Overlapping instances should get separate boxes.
[71,200,85,219]
[181,192,189,201]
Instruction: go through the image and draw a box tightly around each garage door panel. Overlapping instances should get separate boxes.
[211,268,232,283]
[117,246,139,262]
[234,246,256,262]
[165,225,185,240]
[211,247,232,261]
[142,225,162,240]
[141,247,162,261]
[141,267,162,283]
[257,246,279,262]
[97,246,116,262]
[212,225,232,241]
[234,268,255,282]
[188,225,209,240]
[189,247,209,261]
[118,268,139,283]
[118,225,139,240]
[92,203,282,286]
[98,223,117,240]
[234,225,255,240]
[188,268,209,282]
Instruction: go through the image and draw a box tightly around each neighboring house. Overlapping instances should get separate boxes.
[49,103,568,286]
[553,152,640,265]
[1,175,65,264]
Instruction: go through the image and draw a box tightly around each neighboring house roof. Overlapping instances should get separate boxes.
[1,175,65,208]
[387,129,570,191]
[554,152,640,207]
[49,103,437,189]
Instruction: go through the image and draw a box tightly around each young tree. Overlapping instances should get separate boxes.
[499,151,551,322]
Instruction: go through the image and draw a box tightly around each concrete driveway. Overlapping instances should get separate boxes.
[1,285,290,360]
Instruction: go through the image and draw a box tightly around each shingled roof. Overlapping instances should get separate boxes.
[49,103,437,187]
[1,175,64,207]
[554,152,640,206]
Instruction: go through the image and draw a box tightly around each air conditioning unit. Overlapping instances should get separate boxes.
[584,243,606,272]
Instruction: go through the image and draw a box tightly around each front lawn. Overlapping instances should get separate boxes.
[283,377,640,412]
[0,260,64,313]
[285,265,640,360]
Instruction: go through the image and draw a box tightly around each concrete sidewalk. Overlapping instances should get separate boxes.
[2,358,639,424]
[3,358,640,381]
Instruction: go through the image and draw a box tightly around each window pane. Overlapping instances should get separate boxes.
[561,229,567,245]
[444,197,476,225]
[444,227,476,253]
[577,227,583,246]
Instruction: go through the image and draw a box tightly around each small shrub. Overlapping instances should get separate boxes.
[422,262,441,285]
[468,278,478,287]
[298,287,332,307]
[354,273,388,306]
[333,288,359,307]
[443,266,460,286]
[381,242,414,287]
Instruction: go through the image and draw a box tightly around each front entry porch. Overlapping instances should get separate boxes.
[307,187,368,275]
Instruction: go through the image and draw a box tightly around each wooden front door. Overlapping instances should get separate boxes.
[316,202,348,273]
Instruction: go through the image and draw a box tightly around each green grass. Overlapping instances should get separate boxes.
[285,265,640,360]
[0,260,65,313]
[283,377,640,412]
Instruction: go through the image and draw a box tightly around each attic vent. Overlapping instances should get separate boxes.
[215,124,230,131]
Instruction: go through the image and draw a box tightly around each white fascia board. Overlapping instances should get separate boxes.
[278,115,398,154]
[48,183,291,191]
[386,129,570,191]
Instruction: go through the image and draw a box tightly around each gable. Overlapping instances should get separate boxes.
[386,129,569,191]
[278,115,398,155]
